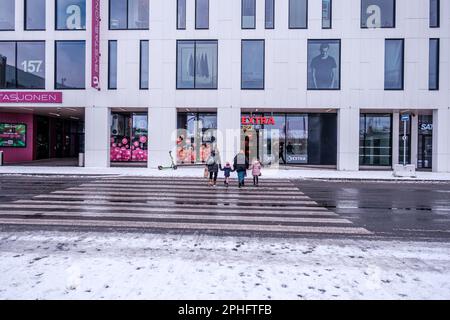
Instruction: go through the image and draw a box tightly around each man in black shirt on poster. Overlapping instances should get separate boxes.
[310,43,337,89]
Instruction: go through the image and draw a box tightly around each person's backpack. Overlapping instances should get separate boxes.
[206,156,216,166]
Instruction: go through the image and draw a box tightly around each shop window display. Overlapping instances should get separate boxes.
[110,113,148,163]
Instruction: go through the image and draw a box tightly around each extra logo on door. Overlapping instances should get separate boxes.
[241,116,276,126]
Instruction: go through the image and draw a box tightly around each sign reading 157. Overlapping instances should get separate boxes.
[21,60,43,73]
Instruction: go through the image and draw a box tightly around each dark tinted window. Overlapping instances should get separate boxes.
[429,39,439,90]
[384,39,404,90]
[289,0,307,29]
[361,0,395,28]
[430,0,439,27]
[55,41,86,89]
[0,0,14,30]
[196,0,209,29]
[108,41,117,90]
[265,0,274,29]
[140,40,149,90]
[25,0,46,30]
[109,0,149,30]
[177,0,186,29]
[56,0,86,30]
[242,0,256,29]
[241,40,264,89]
[360,114,392,166]
[0,41,45,89]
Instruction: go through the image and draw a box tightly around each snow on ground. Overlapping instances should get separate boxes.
[0,230,449,300]
[1,166,450,181]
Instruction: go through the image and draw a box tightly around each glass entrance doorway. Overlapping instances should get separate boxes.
[418,115,433,170]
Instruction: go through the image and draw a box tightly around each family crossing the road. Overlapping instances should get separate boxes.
[205,150,263,188]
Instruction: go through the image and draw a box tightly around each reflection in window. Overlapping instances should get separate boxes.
[384,39,404,90]
[109,0,149,30]
[108,41,117,90]
[196,0,209,29]
[55,41,85,89]
[286,115,308,164]
[26,0,46,30]
[289,0,307,29]
[177,0,186,29]
[0,0,14,30]
[265,0,274,29]
[361,0,395,28]
[242,0,256,29]
[322,0,332,29]
[430,0,439,28]
[56,0,86,30]
[360,114,392,166]
[0,41,45,89]
[140,40,149,90]
[241,40,264,89]
[177,40,218,89]
[429,39,439,90]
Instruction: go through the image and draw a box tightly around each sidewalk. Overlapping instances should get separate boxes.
[1,165,450,182]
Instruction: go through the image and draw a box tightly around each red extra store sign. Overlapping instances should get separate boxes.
[241,116,276,126]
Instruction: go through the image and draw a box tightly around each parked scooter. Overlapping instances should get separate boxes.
[158,151,178,170]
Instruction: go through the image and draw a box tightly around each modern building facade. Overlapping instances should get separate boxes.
[0,0,449,172]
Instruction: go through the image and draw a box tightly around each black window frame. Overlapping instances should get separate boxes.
[430,0,440,28]
[108,0,150,30]
[429,38,439,91]
[24,0,46,31]
[242,0,256,30]
[108,40,117,90]
[265,0,275,29]
[177,0,186,30]
[54,40,86,90]
[55,0,87,31]
[140,40,149,90]
[241,39,265,90]
[384,38,404,91]
[288,0,308,29]
[322,0,332,29]
[176,39,218,90]
[195,0,209,30]
[0,40,46,90]
[360,0,396,29]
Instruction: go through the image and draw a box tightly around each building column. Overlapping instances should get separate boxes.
[392,112,400,166]
[147,107,177,169]
[432,108,450,173]
[411,113,419,168]
[217,106,241,165]
[337,107,360,171]
[85,106,110,168]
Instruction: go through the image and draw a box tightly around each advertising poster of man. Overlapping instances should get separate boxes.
[307,39,341,90]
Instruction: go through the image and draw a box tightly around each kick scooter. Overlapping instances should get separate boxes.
[158,151,178,170]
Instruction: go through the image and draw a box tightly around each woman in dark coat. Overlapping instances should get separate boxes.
[206,151,220,187]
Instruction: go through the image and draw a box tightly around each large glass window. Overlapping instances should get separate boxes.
[196,0,209,29]
[429,38,439,90]
[242,0,256,29]
[361,0,395,28]
[140,40,149,90]
[241,40,265,90]
[56,0,86,30]
[108,41,117,90]
[418,115,433,169]
[25,0,46,30]
[384,39,404,90]
[55,41,85,89]
[0,0,14,30]
[430,0,439,28]
[286,115,308,164]
[322,0,332,29]
[0,41,45,89]
[109,0,149,30]
[360,114,392,166]
[289,0,308,29]
[177,40,218,89]
[265,0,274,29]
[177,0,186,29]
[307,39,340,90]
[177,112,217,165]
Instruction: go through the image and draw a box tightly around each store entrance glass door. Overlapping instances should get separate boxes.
[417,115,433,170]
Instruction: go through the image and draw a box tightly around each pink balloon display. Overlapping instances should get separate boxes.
[139,136,147,144]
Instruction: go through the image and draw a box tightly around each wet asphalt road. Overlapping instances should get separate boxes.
[0,174,449,241]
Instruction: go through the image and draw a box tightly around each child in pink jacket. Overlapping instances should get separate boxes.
[250,159,262,186]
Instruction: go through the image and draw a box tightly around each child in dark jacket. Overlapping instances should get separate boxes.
[220,162,235,187]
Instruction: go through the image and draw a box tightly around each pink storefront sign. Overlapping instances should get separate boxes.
[91,0,101,90]
[0,92,63,104]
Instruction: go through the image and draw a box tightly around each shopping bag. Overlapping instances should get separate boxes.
[204,168,209,178]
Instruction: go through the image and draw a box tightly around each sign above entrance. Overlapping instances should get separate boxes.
[0,92,63,104]
[241,116,276,126]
